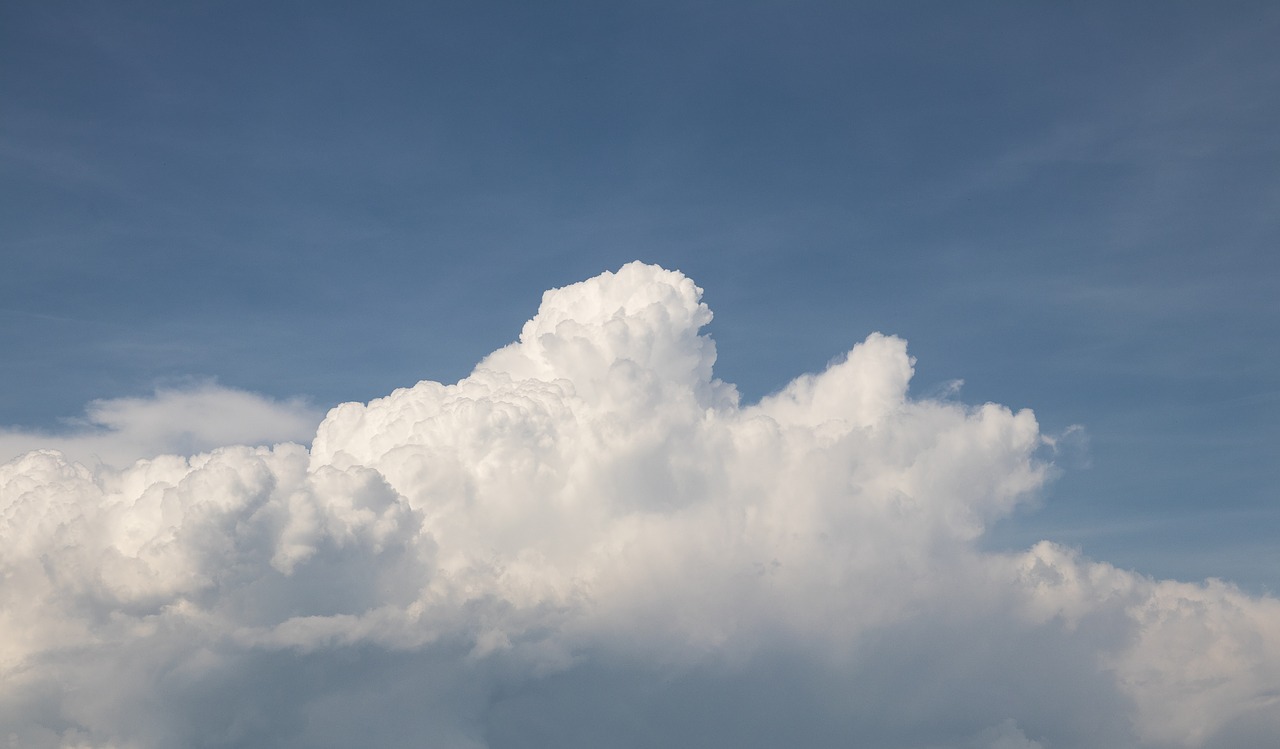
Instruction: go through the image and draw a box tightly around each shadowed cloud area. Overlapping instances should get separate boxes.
[2,263,1278,748]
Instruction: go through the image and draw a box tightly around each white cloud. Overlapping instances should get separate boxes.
[1,262,1277,748]
[0,382,323,467]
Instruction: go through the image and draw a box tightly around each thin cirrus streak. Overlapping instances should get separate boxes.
[1,262,1277,748]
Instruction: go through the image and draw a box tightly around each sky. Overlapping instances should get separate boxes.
[2,2,1279,747]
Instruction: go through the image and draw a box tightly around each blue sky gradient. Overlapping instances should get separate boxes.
[3,0,1278,592]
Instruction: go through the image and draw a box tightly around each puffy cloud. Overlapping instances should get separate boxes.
[1,262,1277,748]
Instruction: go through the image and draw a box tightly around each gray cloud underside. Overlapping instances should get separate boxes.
[2,263,1277,748]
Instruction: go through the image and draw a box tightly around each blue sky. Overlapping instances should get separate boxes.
[3,0,1278,598]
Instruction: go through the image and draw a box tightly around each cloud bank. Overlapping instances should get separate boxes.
[2,262,1277,748]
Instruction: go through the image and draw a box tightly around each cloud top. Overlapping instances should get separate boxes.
[2,262,1278,748]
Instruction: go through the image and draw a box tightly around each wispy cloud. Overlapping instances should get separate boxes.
[0,381,322,467]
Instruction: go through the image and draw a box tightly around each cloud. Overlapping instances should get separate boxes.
[0,382,324,467]
[1,262,1277,748]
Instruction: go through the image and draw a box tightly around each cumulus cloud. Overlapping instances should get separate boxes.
[1,262,1277,748]
[0,381,323,467]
